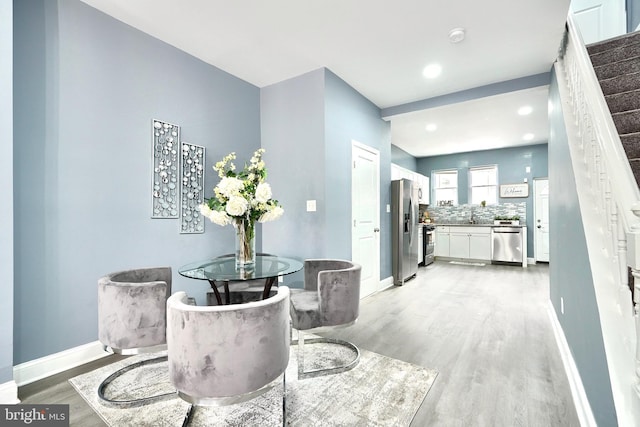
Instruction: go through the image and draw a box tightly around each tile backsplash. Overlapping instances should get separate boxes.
[424,202,526,225]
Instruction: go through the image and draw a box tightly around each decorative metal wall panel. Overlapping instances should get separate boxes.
[151,119,180,218]
[180,142,205,234]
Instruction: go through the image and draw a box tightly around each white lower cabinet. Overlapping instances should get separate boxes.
[469,233,491,260]
[434,226,450,257]
[418,227,423,264]
[435,226,491,261]
[449,233,470,258]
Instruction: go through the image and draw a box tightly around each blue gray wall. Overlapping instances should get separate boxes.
[416,144,548,257]
[262,69,392,283]
[260,69,326,280]
[628,0,640,31]
[548,67,616,425]
[13,0,261,363]
[391,144,417,171]
[1,0,14,385]
[325,70,392,278]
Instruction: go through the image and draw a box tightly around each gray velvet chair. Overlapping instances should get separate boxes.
[167,286,290,425]
[289,259,362,379]
[98,266,172,354]
[97,267,174,407]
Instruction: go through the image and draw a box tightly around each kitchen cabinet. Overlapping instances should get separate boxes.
[391,163,415,181]
[435,226,491,261]
[469,233,491,260]
[418,225,423,265]
[449,227,491,260]
[434,226,450,257]
[417,175,430,204]
[391,164,429,205]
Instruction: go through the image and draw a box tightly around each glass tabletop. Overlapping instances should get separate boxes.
[178,254,303,282]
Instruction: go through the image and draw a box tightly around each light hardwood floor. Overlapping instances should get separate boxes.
[330,261,580,427]
[19,261,579,426]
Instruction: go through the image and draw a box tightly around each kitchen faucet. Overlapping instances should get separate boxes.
[469,208,476,224]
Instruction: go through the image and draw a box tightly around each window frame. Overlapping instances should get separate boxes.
[468,165,498,205]
[432,169,458,206]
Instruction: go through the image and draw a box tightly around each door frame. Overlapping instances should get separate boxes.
[533,177,549,263]
[351,140,380,295]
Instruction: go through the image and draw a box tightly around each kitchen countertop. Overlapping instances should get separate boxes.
[430,223,526,228]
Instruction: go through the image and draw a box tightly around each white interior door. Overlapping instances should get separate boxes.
[352,141,380,298]
[534,178,550,263]
[570,0,626,44]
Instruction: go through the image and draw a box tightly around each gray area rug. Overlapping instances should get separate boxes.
[69,342,437,426]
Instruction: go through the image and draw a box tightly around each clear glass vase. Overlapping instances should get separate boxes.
[233,218,255,269]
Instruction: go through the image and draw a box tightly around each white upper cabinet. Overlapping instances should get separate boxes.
[418,175,429,205]
[391,163,430,205]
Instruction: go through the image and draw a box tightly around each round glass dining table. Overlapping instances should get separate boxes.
[178,254,303,305]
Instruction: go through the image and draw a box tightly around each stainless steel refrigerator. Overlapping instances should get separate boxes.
[391,179,419,285]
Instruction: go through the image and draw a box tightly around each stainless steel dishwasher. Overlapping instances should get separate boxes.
[491,227,523,263]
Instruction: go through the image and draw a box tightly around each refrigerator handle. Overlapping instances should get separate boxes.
[408,198,413,246]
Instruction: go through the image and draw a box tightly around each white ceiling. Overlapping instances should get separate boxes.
[80,0,571,157]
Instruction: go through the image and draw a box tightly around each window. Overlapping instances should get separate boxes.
[469,165,498,205]
[433,170,458,206]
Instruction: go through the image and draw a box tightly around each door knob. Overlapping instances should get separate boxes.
[537,225,541,229]
[374,228,380,232]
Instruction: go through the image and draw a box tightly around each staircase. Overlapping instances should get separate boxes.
[587,31,640,184]
[557,17,640,426]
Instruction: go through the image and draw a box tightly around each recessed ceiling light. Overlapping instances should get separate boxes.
[425,123,437,132]
[518,106,533,116]
[523,133,535,141]
[449,28,466,43]
[422,64,442,79]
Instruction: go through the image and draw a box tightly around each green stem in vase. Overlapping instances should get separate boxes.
[236,218,255,263]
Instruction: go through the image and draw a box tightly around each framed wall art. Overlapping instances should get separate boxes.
[151,119,180,218]
[180,142,205,234]
[499,183,529,198]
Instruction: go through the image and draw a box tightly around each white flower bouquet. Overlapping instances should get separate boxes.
[199,148,283,265]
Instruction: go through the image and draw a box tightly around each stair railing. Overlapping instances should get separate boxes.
[557,15,640,425]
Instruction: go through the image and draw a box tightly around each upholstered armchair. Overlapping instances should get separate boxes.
[289,259,362,379]
[98,267,172,354]
[97,267,173,407]
[167,286,290,425]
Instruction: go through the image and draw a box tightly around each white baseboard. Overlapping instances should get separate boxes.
[13,341,108,386]
[362,276,395,300]
[527,257,536,265]
[0,380,19,404]
[547,303,597,427]
[379,276,394,291]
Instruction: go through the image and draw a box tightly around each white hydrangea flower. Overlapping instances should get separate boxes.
[259,205,284,222]
[217,177,244,197]
[208,210,232,226]
[199,204,212,217]
[255,182,272,203]
[225,196,249,216]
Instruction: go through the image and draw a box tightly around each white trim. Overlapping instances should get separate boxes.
[379,276,394,291]
[527,257,536,265]
[351,140,381,297]
[547,302,597,427]
[0,380,19,404]
[362,276,394,300]
[13,341,107,386]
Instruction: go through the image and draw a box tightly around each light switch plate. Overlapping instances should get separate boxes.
[306,200,316,212]
[386,204,390,213]
[525,166,531,173]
